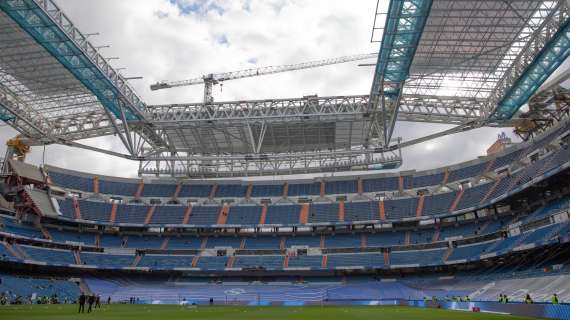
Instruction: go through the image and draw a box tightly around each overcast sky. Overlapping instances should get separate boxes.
[1,0,564,179]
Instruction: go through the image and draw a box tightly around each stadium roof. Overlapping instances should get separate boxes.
[0,0,569,177]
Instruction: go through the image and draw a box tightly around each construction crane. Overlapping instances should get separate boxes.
[150,53,377,104]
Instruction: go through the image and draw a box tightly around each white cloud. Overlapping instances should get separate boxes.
[0,0,560,178]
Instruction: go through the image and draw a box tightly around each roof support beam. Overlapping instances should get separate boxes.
[489,1,570,120]
[368,0,433,145]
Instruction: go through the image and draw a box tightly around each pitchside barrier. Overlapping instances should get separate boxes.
[407,300,570,320]
[170,296,570,319]
[170,297,570,320]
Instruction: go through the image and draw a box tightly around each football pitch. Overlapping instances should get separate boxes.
[0,304,539,320]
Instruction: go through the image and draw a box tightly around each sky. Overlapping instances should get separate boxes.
[0,0,562,179]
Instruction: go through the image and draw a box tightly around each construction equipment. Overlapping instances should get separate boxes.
[150,53,377,103]
[6,137,30,161]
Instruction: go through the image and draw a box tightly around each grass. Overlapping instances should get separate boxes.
[0,304,540,320]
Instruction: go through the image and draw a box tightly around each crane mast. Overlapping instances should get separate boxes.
[150,53,377,103]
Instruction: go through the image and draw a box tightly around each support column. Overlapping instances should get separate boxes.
[398,176,404,193]
[378,200,385,221]
[320,180,325,197]
[357,177,364,194]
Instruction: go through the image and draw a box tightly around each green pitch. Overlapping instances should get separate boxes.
[0,304,538,320]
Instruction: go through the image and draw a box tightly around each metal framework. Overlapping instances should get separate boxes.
[0,0,569,178]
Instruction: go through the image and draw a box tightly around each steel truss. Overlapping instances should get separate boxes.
[404,0,570,121]
[0,0,569,178]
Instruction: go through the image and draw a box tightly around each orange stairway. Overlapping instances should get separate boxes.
[299,204,309,224]
[415,195,425,217]
[321,255,328,269]
[182,205,193,224]
[173,181,182,199]
[131,254,142,268]
[449,189,464,212]
[109,203,118,224]
[441,169,449,185]
[144,206,156,224]
[73,251,82,265]
[160,237,170,250]
[93,176,99,194]
[379,200,386,220]
[481,178,502,204]
[259,205,267,224]
[72,198,81,219]
[216,205,229,225]
[135,180,144,198]
[191,256,200,268]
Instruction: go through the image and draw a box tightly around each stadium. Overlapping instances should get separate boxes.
[0,0,570,319]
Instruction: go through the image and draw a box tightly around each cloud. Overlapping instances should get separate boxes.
[153,10,169,19]
[0,0,564,179]
[168,0,225,16]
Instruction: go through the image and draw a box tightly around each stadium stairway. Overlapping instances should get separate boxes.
[182,206,192,224]
[259,205,267,224]
[449,189,464,212]
[299,204,309,224]
[416,195,425,217]
[481,178,502,204]
[443,246,454,263]
[73,251,81,265]
[3,242,24,260]
[160,237,169,250]
[12,243,30,260]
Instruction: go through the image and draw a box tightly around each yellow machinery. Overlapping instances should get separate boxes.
[6,137,30,161]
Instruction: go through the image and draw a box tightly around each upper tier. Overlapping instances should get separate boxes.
[46,121,570,201]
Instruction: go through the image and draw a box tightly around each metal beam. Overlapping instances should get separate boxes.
[488,0,570,120]
[0,0,146,120]
[368,0,433,145]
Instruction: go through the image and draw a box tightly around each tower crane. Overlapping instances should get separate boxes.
[150,53,377,104]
